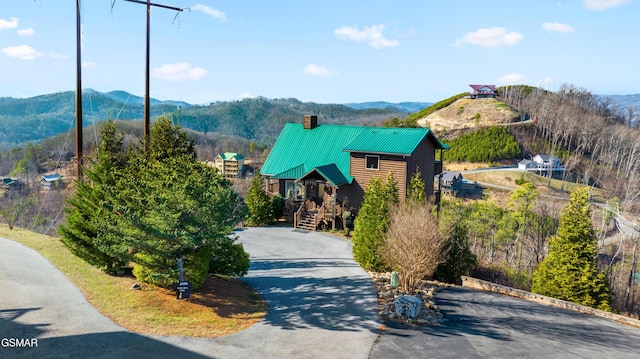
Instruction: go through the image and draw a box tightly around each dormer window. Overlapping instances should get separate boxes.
[365,155,379,170]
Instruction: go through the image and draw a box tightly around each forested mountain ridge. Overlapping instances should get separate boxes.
[0,91,412,151]
[0,90,181,150]
[176,97,408,145]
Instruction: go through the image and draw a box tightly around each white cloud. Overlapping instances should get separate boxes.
[334,24,399,49]
[237,92,254,100]
[192,4,227,22]
[542,22,575,33]
[82,61,95,68]
[497,73,528,85]
[584,0,630,10]
[303,64,332,76]
[1,45,42,60]
[17,28,35,36]
[0,17,18,30]
[454,27,523,48]
[50,52,68,59]
[152,62,208,82]
[537,77,554,88]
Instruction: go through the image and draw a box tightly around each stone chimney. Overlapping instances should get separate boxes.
[303,115,318,130]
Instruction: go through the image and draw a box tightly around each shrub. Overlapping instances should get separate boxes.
[209,236,250,277]
[271,194,285,220]
[132,247,211,289]
[382,202,448,293]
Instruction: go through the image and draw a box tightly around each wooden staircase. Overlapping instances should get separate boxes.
[297,210,318,231]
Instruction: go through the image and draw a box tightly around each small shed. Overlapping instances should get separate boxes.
[41,174,62,190]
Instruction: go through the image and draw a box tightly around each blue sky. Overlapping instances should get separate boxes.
[1,0,638,104]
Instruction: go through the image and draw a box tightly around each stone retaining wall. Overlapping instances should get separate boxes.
[461,276,640,329]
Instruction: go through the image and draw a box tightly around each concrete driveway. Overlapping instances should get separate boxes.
[0,227,381,358]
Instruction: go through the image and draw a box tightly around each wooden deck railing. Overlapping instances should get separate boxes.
[293,201,305,229]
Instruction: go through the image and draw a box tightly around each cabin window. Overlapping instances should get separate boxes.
[285,180,296,199]
[365,155,379,170]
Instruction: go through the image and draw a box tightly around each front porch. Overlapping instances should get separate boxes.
[292,190,344,231]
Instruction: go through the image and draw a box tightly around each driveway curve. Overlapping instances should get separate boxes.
[0,227,381,359]
[371,286,640,359]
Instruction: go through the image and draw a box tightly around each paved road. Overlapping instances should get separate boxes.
[0,227,380,358]
[5,227,640,358]
[371,286,640,358]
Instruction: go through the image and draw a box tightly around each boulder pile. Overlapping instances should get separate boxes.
[369,271,453,325]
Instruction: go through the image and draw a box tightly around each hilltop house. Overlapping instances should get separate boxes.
[440,171,463,197]
[468,84,498,99]
[213,152,245,178]
[532,154,564,173]
[260,115,449,230]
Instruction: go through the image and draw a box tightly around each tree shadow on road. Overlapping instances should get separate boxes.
[241,258,380,332]
[0,308,213,359]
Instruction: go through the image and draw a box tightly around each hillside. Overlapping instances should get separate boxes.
[0,91,408,151]
[0,90,181,150]
[176,97,407,145]
[417,98,520,131]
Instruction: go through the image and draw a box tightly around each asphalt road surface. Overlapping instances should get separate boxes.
[370,286,640,358]
[0,227,380,359]
[3,227,640,358]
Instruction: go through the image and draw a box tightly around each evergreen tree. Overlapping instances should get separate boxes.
[407,167,426,203]
[59,121,129,273]
[383,171,399,205]
[245,172,273,226]
[146,115,196,161]
[531,188,611,311]
[60,118,249,287]
[106,156,246,288]
[435,203,477,283]
[352,174,399,272]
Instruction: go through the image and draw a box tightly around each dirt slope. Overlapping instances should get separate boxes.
[417,98,519,131]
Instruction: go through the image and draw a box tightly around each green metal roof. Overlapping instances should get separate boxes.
[343,127,446,155]
[261,124,364,182]
[261,123,448,181]
[218,152,244,160]
[299,164,350,186]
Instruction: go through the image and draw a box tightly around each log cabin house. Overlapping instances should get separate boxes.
[260,115,449,231]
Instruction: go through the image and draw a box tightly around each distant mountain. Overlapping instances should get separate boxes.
[0,90,182,149]
[597,94,640,110]
[0,91,407,150]
[176,97,407,144]
[101,90,191,108]
[343,101,432,113]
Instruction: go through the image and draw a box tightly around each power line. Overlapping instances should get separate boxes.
[123,0,184,152]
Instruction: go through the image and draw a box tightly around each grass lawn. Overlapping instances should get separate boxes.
[0,225,265,337]
[461,168,608,204]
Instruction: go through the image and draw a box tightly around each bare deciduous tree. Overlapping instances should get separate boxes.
[381,202,448,293]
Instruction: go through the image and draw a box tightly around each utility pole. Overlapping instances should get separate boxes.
[123,0,183,152]
[75,0,83,178]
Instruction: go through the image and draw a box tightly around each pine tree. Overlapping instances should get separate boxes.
[407,167,426,204]
[435,203,477,284]
[245,172,273,226]
[531,187,611,311]
[352,173,399,271]
[59,121,129,273]
[60,118,249,287]
[108,156,246,288]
